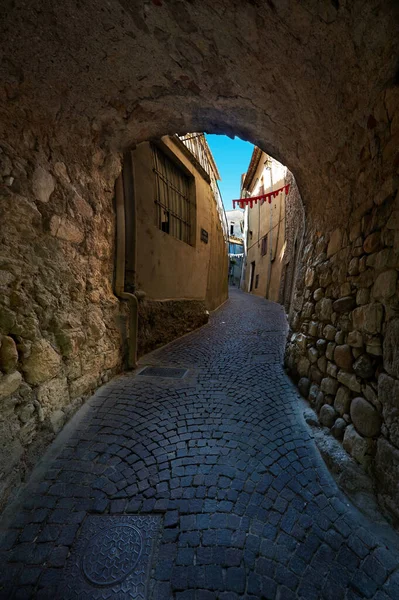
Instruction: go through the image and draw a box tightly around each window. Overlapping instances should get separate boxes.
[152,144,192,244]
[261,235,268,256]
[230,223,234,235]
[255,274,259,289]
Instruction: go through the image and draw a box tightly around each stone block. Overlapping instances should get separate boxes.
[320,404,336,428]
[334,345,353,370]
[327,228,342,258]
[49,409,66,434]
[326,362,337,378]
[347,330,363,348]
[353,354,374,379]
[323,325,336,341]
[350,397,381,437]
[356,288,369,306]
[331,418,346,440]
[343,425,374,467]
[313,288,324,301]
[348,258,359,276]
[334,386,351,416]
[304,268,315,288]
[372,270,398,300]
[363,383,380,411]
[308,347,318,364]
[337,370,361,392]
[37,377,69,417]
[366,336,383,356]
[332,296,356,314]
[378,374,399,448]
[308,383,319,405]
[50,215,84,244]
[0,371,22,400]
[22,340,61,385]
[334,330,345,345]
[32,165,55,203]
[316,298,333,322]
[317,356,327,373]
[326,342,336,360]
[383,318,399,378]
[308,321,318,337]
[298,377,311,398]
[352,303,384,334]
[0,336,18,373]
[363,231,381,254]
[320,377,339,396]
[316,339,327,354]
[375,439,399,522]
[309,366,323,385]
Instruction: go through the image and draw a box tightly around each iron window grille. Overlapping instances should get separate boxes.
[152,144,192,245]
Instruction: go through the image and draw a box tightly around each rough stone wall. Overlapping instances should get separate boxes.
[279,173,305,313]
[137,299,209,357]
[285,188,399,523]
[0,129,126,509]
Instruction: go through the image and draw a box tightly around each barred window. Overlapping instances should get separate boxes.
[152,144,193,244]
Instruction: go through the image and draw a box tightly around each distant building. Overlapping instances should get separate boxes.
[240,147,304,311]
[226,209,244,287]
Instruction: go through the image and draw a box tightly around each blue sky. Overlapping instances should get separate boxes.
[206,134,254,211]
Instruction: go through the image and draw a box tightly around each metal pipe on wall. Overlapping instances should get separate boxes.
[114,170,139,369]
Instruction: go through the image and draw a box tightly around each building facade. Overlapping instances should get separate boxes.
[241,147,304,312]
[127,134,228,355]
[226,209,244,287]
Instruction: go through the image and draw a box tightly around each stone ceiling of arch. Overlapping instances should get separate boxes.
[1,0,398,225]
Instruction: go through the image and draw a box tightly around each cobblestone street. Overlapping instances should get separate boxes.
[1,288,399,599]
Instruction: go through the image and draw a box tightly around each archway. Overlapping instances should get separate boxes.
[0,0,398,519]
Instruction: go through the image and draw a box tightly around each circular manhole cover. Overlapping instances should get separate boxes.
[82,524,142,586]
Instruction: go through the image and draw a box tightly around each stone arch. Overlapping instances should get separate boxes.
[1,1,399,517]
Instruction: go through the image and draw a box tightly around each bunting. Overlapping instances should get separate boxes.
[232,184,290,209]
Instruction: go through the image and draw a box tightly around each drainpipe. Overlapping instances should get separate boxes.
[266,165,273,299]
[114,169,138,369]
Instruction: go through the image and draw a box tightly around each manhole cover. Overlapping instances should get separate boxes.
[59,515,161,599]
[138,366,188,379]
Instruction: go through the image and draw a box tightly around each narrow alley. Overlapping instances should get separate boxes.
[1,289,398,599]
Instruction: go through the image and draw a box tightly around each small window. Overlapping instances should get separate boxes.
[230,223,234,235]
[152,144,192,244]
[255,274,259,289]
[261,235,268,256]
[249,230,253,240]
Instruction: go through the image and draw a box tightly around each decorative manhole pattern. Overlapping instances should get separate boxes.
[138,366,188,379]
[82,524,142,586]
[59,515,161,599]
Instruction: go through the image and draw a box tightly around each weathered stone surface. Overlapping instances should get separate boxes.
[309,365,323,385]
[363,384,380,411]
[378,374,399,448]
[363,231,381,254]
[0,371,22,400]
[323,324,336,341]
[375,439,399,522]
[308,321,318,337]
[326,342,336,360]
[22,340,61,385]
[343,425,374,467]
[304,268,315,287]
[49,409,65,434]
[316,298,333,322]
[320,376,339,396]
[308,347,318,364]
[334,386,351,416]
[366,336,383,356]
[316,339,327,354]
[352,303,384,334]
[383,319,399,378]
[32,165,55,203]
[348,258,359,276]
[372,270,398,300]
[313,288,324,301]
[334,345,353,370]
[320,404,336,427]
[326,361,337,378]
[350,397,381,437]
[356,288,369,306]
[37,377,69,417]
[0,336,18,373]
[337,370,361,392]
[50,215,84,244]
[317,356,327,373]
[347,330,363,348]
[331,417,346,440]
[298,377,311,398]
[308,383,319,404]
[353,354,374,379]
[327,228,342,258]
[333,296,356,314]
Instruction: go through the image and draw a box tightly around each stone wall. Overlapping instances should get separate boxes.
[285,191,399,523]
[137,299,209,357]
[0,132,126,509]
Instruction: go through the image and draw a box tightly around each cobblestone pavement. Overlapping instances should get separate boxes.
[1,288,399,599]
